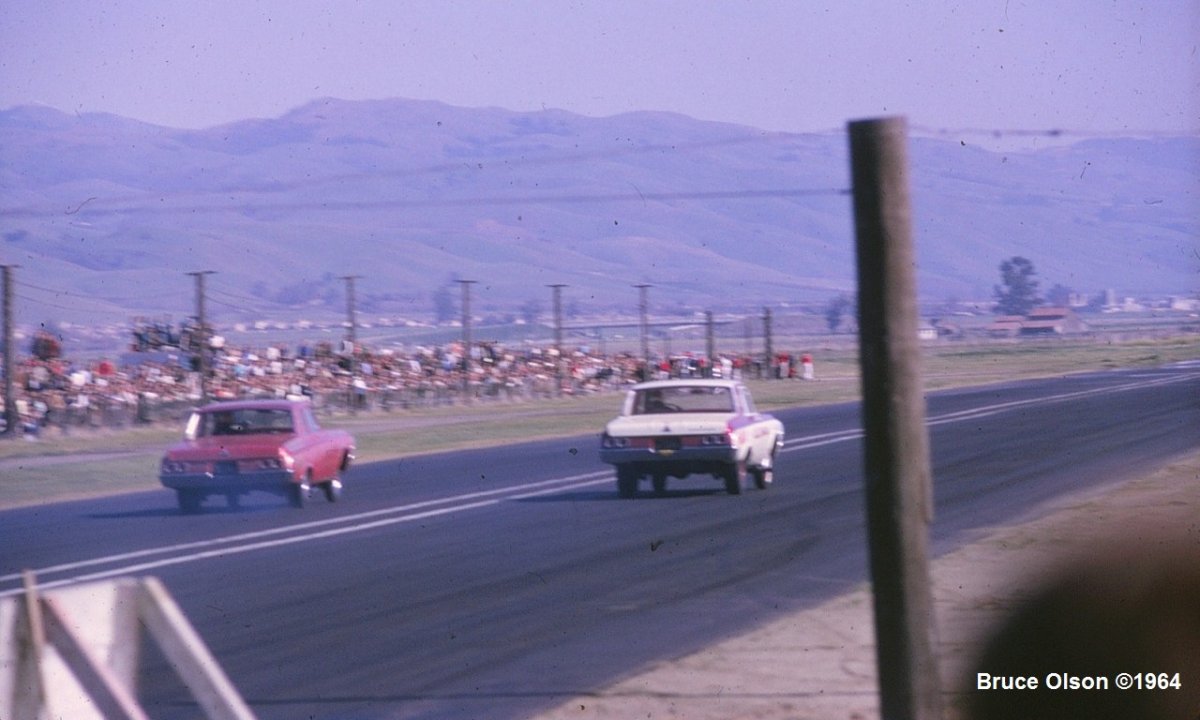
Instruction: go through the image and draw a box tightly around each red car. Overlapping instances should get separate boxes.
[159,399,356,513]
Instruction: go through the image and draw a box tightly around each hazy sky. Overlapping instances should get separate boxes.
[1,0,1197,139]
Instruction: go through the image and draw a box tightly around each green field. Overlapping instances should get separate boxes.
[1,336,1196,510]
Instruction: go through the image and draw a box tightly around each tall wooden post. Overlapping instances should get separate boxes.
[341,275,362,412]
[634,284,651,370]
[849,116,941,720]
[457,280,477,400]
[705,311,715,377]
[548,284,566,396]
[762,307,773,379]
[341,275,361,353]
[187,271,215,403]
[1,265,16,437]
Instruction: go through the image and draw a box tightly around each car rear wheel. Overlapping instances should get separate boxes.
[652,474,668,495]
[616,467,639,498]
[177,489,202,515]
[752,445,778,490]
[723,460,746,495]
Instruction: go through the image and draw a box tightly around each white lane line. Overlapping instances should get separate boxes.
[1,470,612,588]
[925,371,1198,427]
[779,370,1200,453]
[3,475,616,598]
[2,498,502,597]
[781,430,863,453]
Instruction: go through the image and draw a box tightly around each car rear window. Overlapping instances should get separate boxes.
[194,408,295,437]
[632,386,734,414]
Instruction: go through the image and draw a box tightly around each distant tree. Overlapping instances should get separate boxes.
[993,257,1042,316]
[824,294,853,333]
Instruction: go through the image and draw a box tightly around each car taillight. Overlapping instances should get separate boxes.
[161,460,186,473]
[701,433,731,446]
[602,435,631,449]
[257,458,283,470]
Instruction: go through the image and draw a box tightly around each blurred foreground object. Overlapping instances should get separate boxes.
[1,573,255,720]
[964,535,1200,720]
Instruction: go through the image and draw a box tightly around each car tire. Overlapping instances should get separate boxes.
[752,445,778,490]
[723,460,746,495]
[321,478,343,503]
[177,489,202,515]
[652,474,668,495]
[288,475,311,509]
[617,467,639,498]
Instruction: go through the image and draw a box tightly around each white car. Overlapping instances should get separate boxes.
[599,379,785,497]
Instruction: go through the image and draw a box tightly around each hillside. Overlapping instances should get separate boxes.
[0,98,1196,325]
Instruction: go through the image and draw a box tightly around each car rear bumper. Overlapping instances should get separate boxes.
[600,444,737,466]
[160,469,296,495]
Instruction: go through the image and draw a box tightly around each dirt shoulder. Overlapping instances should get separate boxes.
[527,450,1200,720]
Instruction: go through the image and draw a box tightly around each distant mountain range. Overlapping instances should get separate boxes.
[1,97,1196,326]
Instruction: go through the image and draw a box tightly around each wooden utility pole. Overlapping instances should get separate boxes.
[634,284,651,369]
[762,307,774,379]
[705,311,715,377]
[548,284,566,396]
[341,275,362,412]
[456,280,477,399]
[2,265,16,437]
[187,271,215,403]
[849,116,941,720]
[340,275,361,352]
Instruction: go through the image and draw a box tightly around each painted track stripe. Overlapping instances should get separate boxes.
[0,471,612,592]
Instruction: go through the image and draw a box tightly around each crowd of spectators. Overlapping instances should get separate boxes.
[0,340,642,436]
[1,335,814,437]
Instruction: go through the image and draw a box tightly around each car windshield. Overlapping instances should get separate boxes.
[631,386,734,415]
[190,408,295,437]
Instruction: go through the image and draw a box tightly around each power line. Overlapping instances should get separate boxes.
[208,286,266,304]
[17,281,99,299]
[16,281,189,317]
[5,120,1175,221]
[0,130,808,219]
[203,295,246,311]
[908,123,1195,142]
[18,281,181,311]
[0,186,850,220]
[14,292,133,315]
